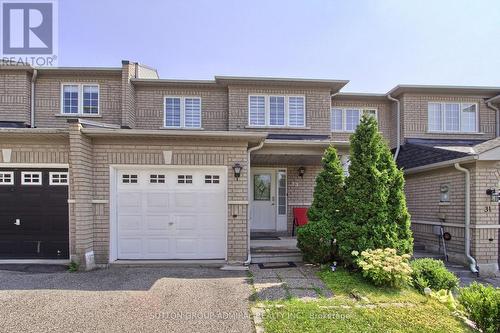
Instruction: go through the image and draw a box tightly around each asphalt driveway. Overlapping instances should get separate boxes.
[0,265,253,333]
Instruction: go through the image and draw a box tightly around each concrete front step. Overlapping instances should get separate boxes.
[412,251,446,260]
[413,243,426,251]
[251,252,303,264]
[251,247,301,254]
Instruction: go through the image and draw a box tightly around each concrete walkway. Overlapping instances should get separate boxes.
[249,263,332,301]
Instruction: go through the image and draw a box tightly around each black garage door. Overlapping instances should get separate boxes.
[0,168,69,259]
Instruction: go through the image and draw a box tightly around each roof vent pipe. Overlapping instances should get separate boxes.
[30,69,38,128]
[454,163,479,274]
[387,94,401,160]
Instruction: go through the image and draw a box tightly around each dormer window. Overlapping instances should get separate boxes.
[61,84,99,115]
[428,102,478,133]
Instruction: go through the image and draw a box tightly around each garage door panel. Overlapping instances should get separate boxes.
[199,216,226,235]
[173,192,197,208]
[197,193,224,210]
[146,238,170,255]
[118,215,143,233]
[199,238,226,257]
[116,167,226,260]
[145,193,170,213]
[146,215,171,231]
[174,215,197,234]
[118,192,142,208]
[174,238,198,256]
[0,168,69,259]
[118,238,143,256]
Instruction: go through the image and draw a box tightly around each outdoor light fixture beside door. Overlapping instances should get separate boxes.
[232,163,243,180]
[486,188,499,202]
[298,167,306,178]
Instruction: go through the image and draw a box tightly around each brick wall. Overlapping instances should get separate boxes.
[90,136,249,263]
[331,97,392,143]
[401,93,496,140]
[228,85,331,134]
[406,162,499,270]
[68,123,95,268]
[405,167,467,260]
[35,72,122,128]
[121,62,136,128]
[0,70,31,124]
[134,85,228,130]
[469,161,499,267]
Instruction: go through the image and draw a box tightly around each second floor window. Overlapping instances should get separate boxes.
[428,102,478,133]
[62,84,99,115]
[331,108,377,132]
[249,95,305,127]
[164,97,201,128]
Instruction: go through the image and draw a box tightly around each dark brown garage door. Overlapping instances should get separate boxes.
[0,168,69,259]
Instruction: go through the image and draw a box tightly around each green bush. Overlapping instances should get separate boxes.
[297,218,334,263]
[306,145,345,224]
[458,282,500,333]
[336,115,413,265]
[410,258,459,293]
[352,248,412,288]
[297,146,344,264]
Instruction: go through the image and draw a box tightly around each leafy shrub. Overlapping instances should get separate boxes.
[297,146,344,264]
[352,248,412,288]
[336,116,413,265]
[297,218,334,264]
[67,261,79,272]
[458,282,500,333]
[410,258,459,293]
[428,289,457,311]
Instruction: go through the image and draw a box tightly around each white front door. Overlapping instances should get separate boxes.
[251,169,277,231]
[114,167,226,260]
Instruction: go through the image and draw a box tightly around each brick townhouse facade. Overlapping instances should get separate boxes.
[0,61,499,274]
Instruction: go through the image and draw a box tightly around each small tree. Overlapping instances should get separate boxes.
[297,146,344,263]
[336,115,412,265]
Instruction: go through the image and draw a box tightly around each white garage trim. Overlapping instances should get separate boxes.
[109,165,228,262]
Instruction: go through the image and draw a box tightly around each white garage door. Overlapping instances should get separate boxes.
[115,167,227,260]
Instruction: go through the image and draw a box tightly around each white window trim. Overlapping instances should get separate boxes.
[122,174,139,184]
[149,174,166,184]
[163,96,202,129]
[0,171,14,185]
[21,171,42,185]
[248,95,306,128]
[61,83,100,115]
[331,108,378,132]
[427,102,479,133]
[49,172,69,185]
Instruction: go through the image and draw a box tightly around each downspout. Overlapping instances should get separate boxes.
[30,69,38,128]
[486,101,499,137]
[454,163,479,274]
[387,94,401,160]
[244,139,265,265]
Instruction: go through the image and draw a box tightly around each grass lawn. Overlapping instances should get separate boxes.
[260,268,473,333]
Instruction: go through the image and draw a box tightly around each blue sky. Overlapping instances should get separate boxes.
[59,0,500,93]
